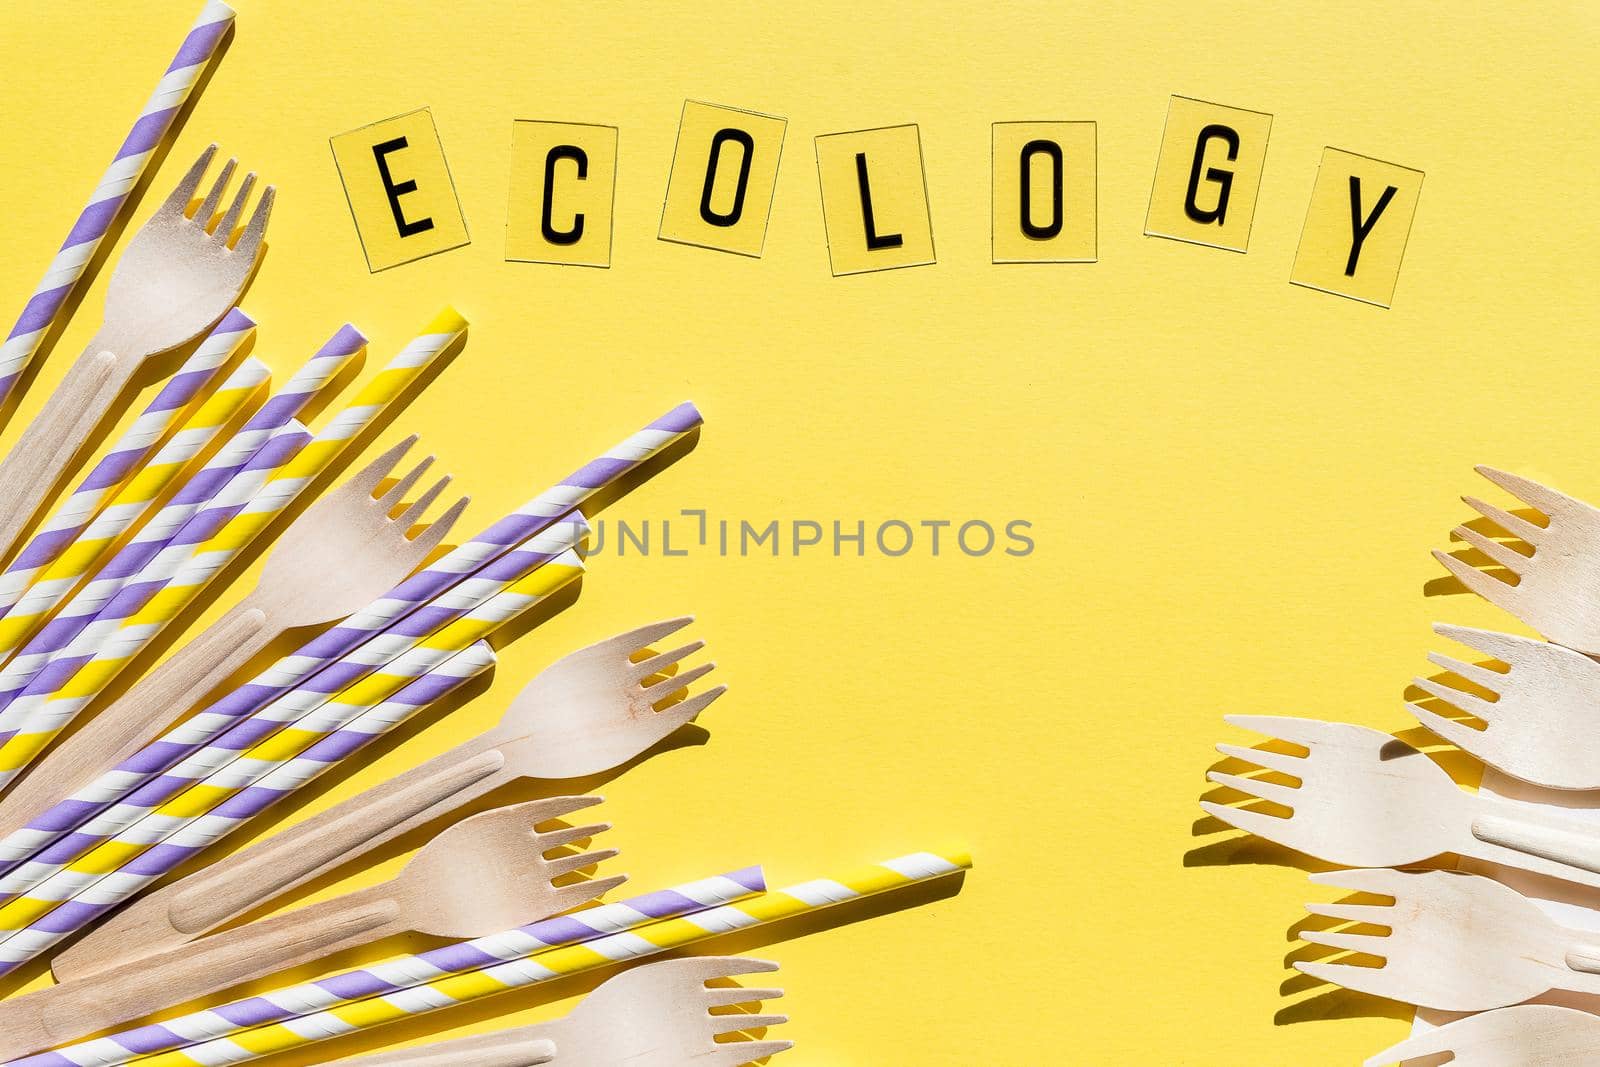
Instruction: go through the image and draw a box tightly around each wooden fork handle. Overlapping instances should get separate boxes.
[336,1030,558,1066]
[50,737,512,982]
[0,345,127,567]
[0,595,274,858]
[1469,799,1600,885]
[0,888,402,1059]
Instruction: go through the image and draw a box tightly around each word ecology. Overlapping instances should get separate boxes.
[329,95,1424,307]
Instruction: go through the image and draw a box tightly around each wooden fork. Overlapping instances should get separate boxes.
[0,797,621,1059]
[1407,623,1600,790]
[0,146,273,566]
[336,958,791,1067]
[1295,867,1600,1011]
[1435,466,1600,653]
[1366,1004,1600,1066]
[0,436,468,849]
[55,618,721,979]
[1205,715,1600,887]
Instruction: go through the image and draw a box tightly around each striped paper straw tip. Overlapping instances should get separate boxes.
[0,1,236,401]
[423,306,467,335]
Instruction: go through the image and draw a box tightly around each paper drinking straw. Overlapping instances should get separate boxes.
[0,354,270,692]
[59,851,968,1067]
[0,309,251,621]
[31,868,766,1065]
[0,327,364,782]
[0,398,694,875]
[0,2,236,408]
[0,553,584,968]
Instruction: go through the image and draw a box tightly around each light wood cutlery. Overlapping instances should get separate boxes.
[1366,1004,1600,1066]
[1295,867,1600,1011]
[1436,466,1600,653]
[55,617,722,979]
[0,796,620,1058]
[0,435,467,845]
[1408,623,1600,790]
[1206,715,1600,886]
[0,146,273,566]
[335,957,791,1067]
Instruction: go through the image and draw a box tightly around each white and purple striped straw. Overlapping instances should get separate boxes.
[0,308,250,620]
[0,402,703,873]
[21,867,764,1064]
[0,2,236,408]
[0,327,363,757]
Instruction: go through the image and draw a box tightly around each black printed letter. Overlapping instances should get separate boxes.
[1183,124,1240,225]
[1345,175,1397,276]
[855,152,902,250]
[372,137,434,238]
[1019,139,1064,240]
[699,128,754,227]
[541,144,587,246]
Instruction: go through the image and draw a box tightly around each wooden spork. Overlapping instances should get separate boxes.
[0,436,468,844]
[0,796,621,1058]
[55,618,720,979]
[1365,1004,1600,1066]
[336,957,791,1067]
[1205,714,1600,888]
[0,146,273,566]
[1296,867,1600,1012]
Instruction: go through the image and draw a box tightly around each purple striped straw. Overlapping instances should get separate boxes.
[0,3,236,409]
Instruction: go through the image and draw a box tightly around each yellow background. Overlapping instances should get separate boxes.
[0,2,1596,1063]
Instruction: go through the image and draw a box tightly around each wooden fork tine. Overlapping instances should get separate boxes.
[625,616,696,651]
[554,874,626,910]
[535,822,611,851]
[351,436,417,494]
[1452,524,1529,573]
[195,157,236,225]
[632,640,707,679]
[1462,494,1543,543]
[654,685,726,734]
[380,457,436,509]
[710,1013,788,1036]
[706,986,785,1006]
[1206,770,1296,807]
[1293,958,1398,997]
[1432,549,1524,614]
[216,171,256,237]
[1433,623,1530,664]
[409,495,469,553]
[546,848,619,878]
[1199,800,1292,842]
[1409,675,1496,719]
[1424,651,1504,693]
[526,794,604,821]
[1363,1027,1455,1067]
[644,661,715,702]
[158,144,217,217]
[235,184,275,256]
[1476,465,1571,517]
[1407,701,1492,752]
[1304,900,1393,924]
[1214,742,1302,777]
[395,475,449,522]
[689,957,782,980]
[1222,713,1341,749]
[1299,927,1388,956]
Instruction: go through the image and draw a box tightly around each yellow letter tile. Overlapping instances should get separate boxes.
[507,120,618,267]
[330,107,470,272]
[992,121,1096,263]
[1290,147,1424,308]
[1144,96,1272,253]
[814,124,935,276]
[659,101,787,258]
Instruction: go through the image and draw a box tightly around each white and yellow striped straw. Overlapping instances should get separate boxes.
[0,312,462,786]
[0,550,584,968]
[46,851,971,1067]
[0,355,269,686]
[0,311,254,649]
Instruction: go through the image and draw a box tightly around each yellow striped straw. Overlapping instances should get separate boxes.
[0,555,581,955]
[118,850,971,1066]
[0,311,467,775]
[0,357,269,666]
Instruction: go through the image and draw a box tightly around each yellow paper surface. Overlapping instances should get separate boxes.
[1,3,1596,1064]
